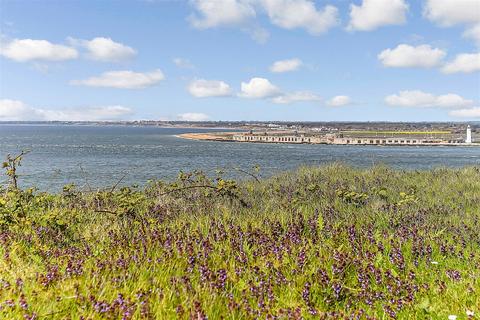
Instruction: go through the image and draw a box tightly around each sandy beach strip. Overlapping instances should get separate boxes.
[176,132,238,141]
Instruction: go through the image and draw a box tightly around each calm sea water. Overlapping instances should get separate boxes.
[1,124,479,191]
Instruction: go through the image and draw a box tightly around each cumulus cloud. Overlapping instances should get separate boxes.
[187,0,272,43]
[348,0,409,31]
[0,99,31,119]
[270,58,303,73]
[70,69,165,89]
[449,107,480,119]
[188,0,256,29]
[260,0,339,35]
[0,38,78,62]
[38,106,133,121]
[177,112,210,121]
[424,0,480,46]
[0,99,132,121]
[441,53,480,74]
[326,95,351,107]
[189,0,339,36]
[240,77,280,98]
[378,44,446,68]
[188,79,232,97]
[272,91,321,104]
[385,90,474,108]
[423,0,479,26]
[68,37,136,62]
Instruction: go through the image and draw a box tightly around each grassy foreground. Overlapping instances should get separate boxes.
[0,164,479,319]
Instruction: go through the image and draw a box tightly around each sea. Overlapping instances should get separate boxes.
[1,124,479,191]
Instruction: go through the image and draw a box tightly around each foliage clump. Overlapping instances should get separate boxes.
[0,160,479,319]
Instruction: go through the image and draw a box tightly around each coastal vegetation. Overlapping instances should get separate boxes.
[0,153,479,319]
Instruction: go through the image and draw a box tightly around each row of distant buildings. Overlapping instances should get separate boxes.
[233,126,475,146]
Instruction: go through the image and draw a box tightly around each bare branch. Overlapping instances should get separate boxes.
[158,185,217,197]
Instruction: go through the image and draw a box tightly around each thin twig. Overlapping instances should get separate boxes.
[78,164,93,193]
[110,171,129,193]
[233,167,260,183]
[158,185,217,197]
[12,149,30,162]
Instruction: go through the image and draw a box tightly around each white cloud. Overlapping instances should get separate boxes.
[0,38,78,62]
[378,44,446,68]
[327,95,351,107]
[348,0,409,31]
[37,106,133,121]
[1,37,137,64]
[0,99,31,119]
[385,90,474,108]
[464,24,480,46]
[441,52,480,74]
[71,69,165,89]
[0,99,132,121]
[449,107,480,119]
[270,58,303,73]
[423,0,479,26]
[177,112,210,121]
[188,0,339,36]
[188,79,232,97]
[188,0,256,29]
[68,37,136,62]
[240,77,280,98]
[272,91,321,104]
[424,0,480,46]
[173,57,195,69]
[260,0,339,35]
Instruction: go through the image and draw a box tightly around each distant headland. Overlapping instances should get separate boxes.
[177,122,478,146]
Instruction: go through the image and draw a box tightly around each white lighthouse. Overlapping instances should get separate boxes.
[466,125,472,144]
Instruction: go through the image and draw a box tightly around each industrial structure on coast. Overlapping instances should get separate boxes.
[231,125,476,146]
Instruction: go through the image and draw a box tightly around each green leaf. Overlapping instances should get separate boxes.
[390,268,398,277]
[417,298,430,311]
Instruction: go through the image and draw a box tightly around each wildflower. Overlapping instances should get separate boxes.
[23,313,37,320]
[5,300,15,307]
[19,295,28,310]
[466,310,474,317]
[448,315,457,320]
[431,261,439,265]
[445,270,461,281]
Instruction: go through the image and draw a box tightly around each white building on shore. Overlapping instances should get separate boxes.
[466,125,472,144]
[232,128,477,146]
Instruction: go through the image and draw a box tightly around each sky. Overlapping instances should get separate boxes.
[0,0,479,122]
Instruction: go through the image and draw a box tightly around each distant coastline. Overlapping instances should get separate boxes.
[2,121,478,145]
[178,130,479,147]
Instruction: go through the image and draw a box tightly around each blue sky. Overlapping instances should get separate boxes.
[0,0,479,121]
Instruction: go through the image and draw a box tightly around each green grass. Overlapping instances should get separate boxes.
[0,164,479,319]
